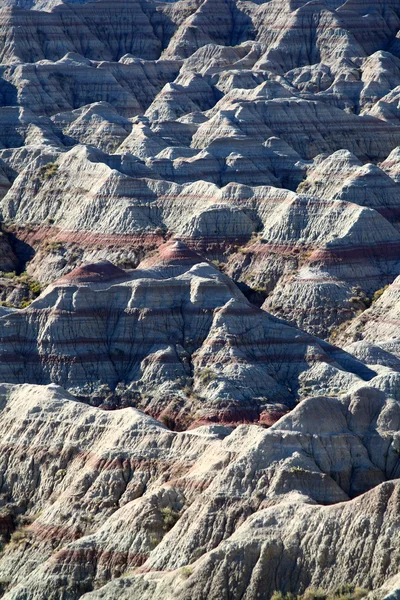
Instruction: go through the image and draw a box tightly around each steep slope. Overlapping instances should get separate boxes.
[0,385,398,598]
[0,240,376,425]
[1,1,400,599]
[337,275,400,358]
[81,481,400,600]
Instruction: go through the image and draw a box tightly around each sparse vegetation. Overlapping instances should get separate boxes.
[149,533,161,549]
[107,140,120,154]
[296,180,313,194]
[19,299,32,309]
[290,466,308,474]
[198,368,217,386]
[0,271,42,308]
[349,286,371,310]
[251,285,268,296]
[160,506,180,532]
[180,566,193,579]
[271,585,368,600]
[159,413,176,429]
[43,240,63,254]
[298,386,312,397]
[9,527,31,546]
[115,256,137,269]
[211,259,225,270]
[37,162,59,181]
[371,285,389,304]
[329,319,353,343]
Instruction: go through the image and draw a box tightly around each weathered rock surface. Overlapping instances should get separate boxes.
[1,0,400,598]
[298,150,400,227]
[0,240,377,424]
[79,481,400,600]
[338,275,400,358]
[0,384,398,598]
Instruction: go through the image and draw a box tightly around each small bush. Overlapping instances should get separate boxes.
[331,585,368,600]
[271,592,297,600]
[290,466,308,474]
[116,257,135,268]
[19,299,32,309]
[297,180,312,194]
[10,527,30,546]
[198,368,216,386]
[303,589,328,600]
[372,285,389,304]
[149,533,161,549]
[43,241,63,254]
[270,585,368,600]
[329,320,353,343]
[37,162,59,181]
[160,507,180,532]
[180,566,193,579]
[1,271,17,280]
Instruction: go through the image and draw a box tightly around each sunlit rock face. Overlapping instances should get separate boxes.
[0,241,375,424]
[1,0,400,599]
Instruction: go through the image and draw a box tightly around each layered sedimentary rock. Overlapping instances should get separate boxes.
[2,0,400,598]
[0,240,377,425]
[2,141,400,340]
[0,54,181,117]
[298,150,400,226]
[0,384,399,599]
[81,481,400,600]
[338,275,400,358]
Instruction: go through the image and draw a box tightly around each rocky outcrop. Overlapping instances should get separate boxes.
[51,102,132,153]
[80,481,400,600]
[0,240,376,424]
[0,382,230,595]
[337,275,400,358]
[298,150,400,227]
[2,144,400,341]
[0,1,160,64]
[0,384,398,598]
[1,1,400,598]
[193,90,400,161]
[1,54,181,118]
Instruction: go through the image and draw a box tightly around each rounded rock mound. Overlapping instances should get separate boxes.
[59,260,127,284]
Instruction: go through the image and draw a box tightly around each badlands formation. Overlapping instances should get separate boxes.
[2,0,400,598]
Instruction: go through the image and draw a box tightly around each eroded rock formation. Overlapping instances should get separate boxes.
[0,0,400,598]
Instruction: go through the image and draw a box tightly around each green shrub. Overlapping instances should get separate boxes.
[43,241,63,254]
[10,527,30,546]
[372,285,389,304]
[290,466,308,474]
[37,162,59,181]
[149,533,161,549]
[198,368,216,386]
[160,507,180,532]
[271,592,297,600]
[270,585,368,600]
[180,566,193,579]
[19,299,32,309]
[303,589,328,600]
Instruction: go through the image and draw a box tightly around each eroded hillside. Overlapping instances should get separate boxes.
[0,0,400,598]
